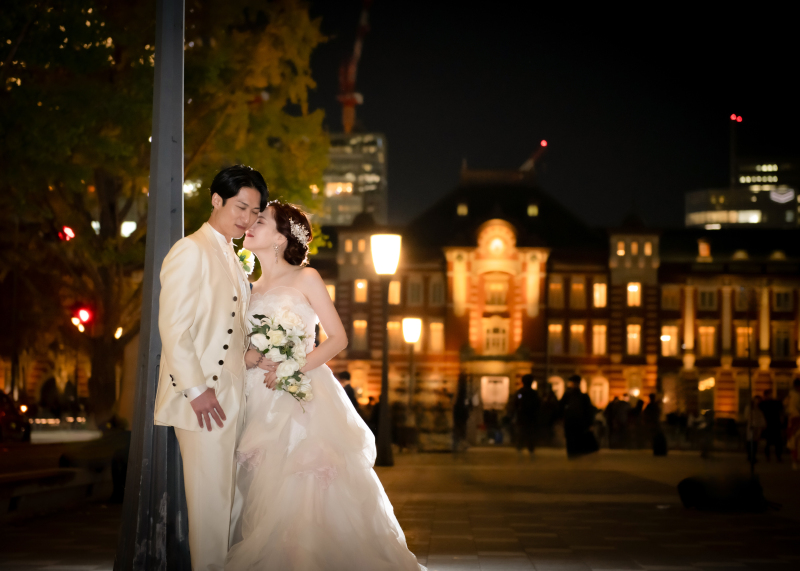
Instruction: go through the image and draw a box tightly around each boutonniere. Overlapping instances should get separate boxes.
[237,248,255,275]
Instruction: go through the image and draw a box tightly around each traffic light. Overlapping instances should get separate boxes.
[58,226,75,241]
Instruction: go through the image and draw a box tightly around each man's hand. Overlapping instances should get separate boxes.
[189,388,226,431]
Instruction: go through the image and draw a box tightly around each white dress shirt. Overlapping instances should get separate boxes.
[184,223,246,401]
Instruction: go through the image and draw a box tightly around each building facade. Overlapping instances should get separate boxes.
[315,132,388,226]
[315,168,800,446]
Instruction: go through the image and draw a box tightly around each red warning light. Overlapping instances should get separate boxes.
[730,114,737,120]
[540,140,548,147]
[77,308,92,323]
[58,226,75,241]
[736,116,742,123]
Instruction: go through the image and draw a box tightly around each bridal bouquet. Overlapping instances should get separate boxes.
[249,309,313,407]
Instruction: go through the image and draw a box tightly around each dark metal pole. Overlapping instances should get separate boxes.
[115,0,189,569]
[375,276,394,466]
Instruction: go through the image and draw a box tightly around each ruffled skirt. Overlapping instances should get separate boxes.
[225,364,423,571]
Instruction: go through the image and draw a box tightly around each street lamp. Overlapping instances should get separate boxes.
[402,317,422,449]
[371,233,402,467]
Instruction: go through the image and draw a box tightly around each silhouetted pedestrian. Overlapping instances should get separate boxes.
[643,393,666,455]
[512,374,540,455]
[452,374,471,452]
[745,396,766,464]
[559,375,598,458]
[337,371,361,413]
[759,390,784,462]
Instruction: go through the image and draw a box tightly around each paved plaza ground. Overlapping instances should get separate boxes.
[1,447,799,570]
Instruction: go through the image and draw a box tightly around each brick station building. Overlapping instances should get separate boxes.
[313,166,800,445]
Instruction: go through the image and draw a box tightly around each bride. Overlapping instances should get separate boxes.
[226,200,424,570]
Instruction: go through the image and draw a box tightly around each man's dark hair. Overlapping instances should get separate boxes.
[338,371,351,382]
[521,374,535,388]
[210,164,269,210]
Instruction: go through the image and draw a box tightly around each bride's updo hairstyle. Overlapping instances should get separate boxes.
[270,200,312,266]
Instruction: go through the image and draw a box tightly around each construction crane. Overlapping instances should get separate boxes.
[338,0,372,134]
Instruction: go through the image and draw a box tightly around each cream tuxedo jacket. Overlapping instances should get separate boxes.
[154,223,250,432]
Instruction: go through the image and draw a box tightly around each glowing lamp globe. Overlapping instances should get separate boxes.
[402,318,422,344]
[370,234,402,275]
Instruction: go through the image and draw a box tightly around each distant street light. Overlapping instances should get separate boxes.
[371,233,402,467]
[402,317,422,449]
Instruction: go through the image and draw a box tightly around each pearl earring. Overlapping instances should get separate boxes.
[273,243,279,262]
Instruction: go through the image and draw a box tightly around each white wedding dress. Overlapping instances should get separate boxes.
[226,287,424,571]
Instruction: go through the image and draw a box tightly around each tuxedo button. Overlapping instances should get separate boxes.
[227,329,233,334]
[219,360,224,365]
[231,312,236,317]
[213,375,218,381]
[223,344,229,350]
[233,296,238,301]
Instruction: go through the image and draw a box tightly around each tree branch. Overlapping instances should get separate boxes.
[184,102,233,177]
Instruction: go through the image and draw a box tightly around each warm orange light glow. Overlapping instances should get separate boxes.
[78,309,91,322]
[402,318,422,344]
[20,405,28,413]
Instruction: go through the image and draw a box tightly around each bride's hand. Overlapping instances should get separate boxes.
[263,369,278,390]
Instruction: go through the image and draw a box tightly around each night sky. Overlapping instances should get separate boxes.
[307,3,798,228]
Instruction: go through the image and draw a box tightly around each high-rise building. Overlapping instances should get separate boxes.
[315,132,388,226]
[685,157,799,229]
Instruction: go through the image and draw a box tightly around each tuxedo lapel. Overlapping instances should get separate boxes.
[199,223,237,291]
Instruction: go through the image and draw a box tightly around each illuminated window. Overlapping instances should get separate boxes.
[485,280,508,306]
[698,289,717,311]
[489,237,505,256]
[570,279,586,309]
[527,204,539,217]
[627,324,641,355]
[644,241,652,256]
[484,317,508,355]
[774,290,792,312]
[661,286,680,310]
[352,319,368,351]
[388,280,401,305]
[698,239,711,258]
[593,282,607,308]
[429,321,444,354]
[357,239,366,253]
[592,324,607,355]
[548,323,563,355]
[408,276,423,306]
[698,326,716,357]
[617,241,625,256]
[344,239,353,253]
[627,283,641,307]
[354,279,368,303]
[387,321,403,352]
[661,325,678,357]
[549,278,564,308]
[736,326,754,358]
[429,277,445,307]
[569,323,586,355]
[325,182,353,196]
[325,284,336,302]
[631,241,639,256]
[457,203,468,216]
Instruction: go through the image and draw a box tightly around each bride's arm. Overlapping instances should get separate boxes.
[297,268,347,373]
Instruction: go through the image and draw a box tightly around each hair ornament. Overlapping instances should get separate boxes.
[289,218,310,247]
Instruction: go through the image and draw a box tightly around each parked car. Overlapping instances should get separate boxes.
[0,390,31,442]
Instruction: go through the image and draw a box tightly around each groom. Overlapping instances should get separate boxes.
[153,164,269,571]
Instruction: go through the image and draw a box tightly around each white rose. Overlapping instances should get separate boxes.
[288,325,306,338]
[267,329,286,346]
[303,392,314,402]
[300,382,311,394]
[250,333,269,352]
[276,359,300,378]
[265,347,286,362]
[286,385,299,394]
[278,311,303,330]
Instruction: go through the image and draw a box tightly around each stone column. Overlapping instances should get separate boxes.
[683,285,695,370]
[759,286,771,371]
[721,286,732,368]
